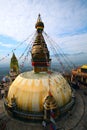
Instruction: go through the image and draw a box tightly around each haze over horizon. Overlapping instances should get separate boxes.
[0,0,87,64]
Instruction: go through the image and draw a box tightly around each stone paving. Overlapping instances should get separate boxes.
[56,92,84,130]
[0,89,87,130]
[74,89,87,130]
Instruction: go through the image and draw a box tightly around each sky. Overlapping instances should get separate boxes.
[0,0,87,64]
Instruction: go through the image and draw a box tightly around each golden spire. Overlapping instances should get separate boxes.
[31,14,50,73]
[35,14,44,33]
[37,14,42,22]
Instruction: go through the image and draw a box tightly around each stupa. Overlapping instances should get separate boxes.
[4,14,74,121]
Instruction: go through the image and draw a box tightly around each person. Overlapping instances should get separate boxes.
[42,120,47,128]
[50,122,56,130]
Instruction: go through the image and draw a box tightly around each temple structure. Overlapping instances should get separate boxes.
[9,53,19,81]
[71,64,87,88]
[0,53,19,98]
[4,14,75,121]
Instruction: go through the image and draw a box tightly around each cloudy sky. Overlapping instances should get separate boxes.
[0,0,87,63]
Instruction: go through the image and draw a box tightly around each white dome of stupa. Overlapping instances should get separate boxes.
[7,71,71,112]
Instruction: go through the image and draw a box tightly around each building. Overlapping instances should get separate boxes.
[71,64,87,88]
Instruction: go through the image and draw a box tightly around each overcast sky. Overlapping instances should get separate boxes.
[0,0,87,63]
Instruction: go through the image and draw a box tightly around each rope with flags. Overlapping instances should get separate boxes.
[44,32,65,73]
[18,44,30,60]
[20,47,30,69]
[43,31,76,73]
[0,32,35,62]
[19,32,37,69]
[44,32,67,72]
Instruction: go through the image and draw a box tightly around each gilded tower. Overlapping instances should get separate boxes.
[31,14,50,73]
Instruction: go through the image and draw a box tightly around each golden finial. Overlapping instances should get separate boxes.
[37,14,41,22]
[35,14,44,31]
